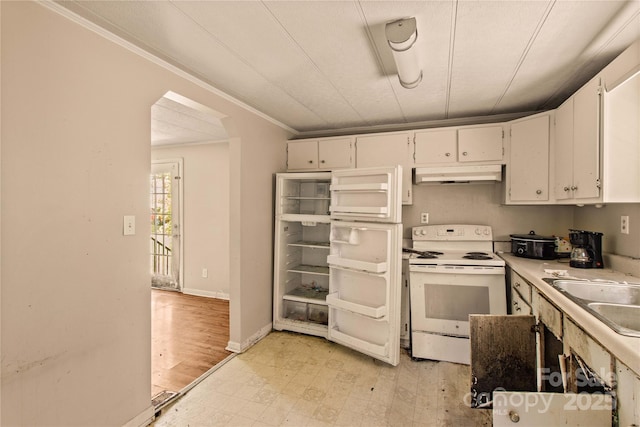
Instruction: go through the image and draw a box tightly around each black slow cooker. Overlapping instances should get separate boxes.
[510,230,557,260]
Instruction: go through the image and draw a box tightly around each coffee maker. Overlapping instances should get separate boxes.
[569,229,604,269]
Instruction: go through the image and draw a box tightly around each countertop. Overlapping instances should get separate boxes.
[497,252,640,377]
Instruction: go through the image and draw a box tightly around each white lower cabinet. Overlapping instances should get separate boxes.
[616,362,640,427]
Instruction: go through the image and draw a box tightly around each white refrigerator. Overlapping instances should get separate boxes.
[326,166,403,366]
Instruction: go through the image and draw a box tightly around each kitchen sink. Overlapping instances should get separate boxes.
[588,303,640,337]
[546,279,640,337]
[552,280,640,305]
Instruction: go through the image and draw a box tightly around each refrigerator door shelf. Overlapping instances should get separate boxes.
[329,327,389,359]
[327,255,387,273]
[326,292,388,319]
[330,166,401,224]
[330,182,389,192]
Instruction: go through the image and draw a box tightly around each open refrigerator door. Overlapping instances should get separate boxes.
[327,166,403,366]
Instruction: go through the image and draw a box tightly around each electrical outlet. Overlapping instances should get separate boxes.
[202,268,208,278]
[621,216,630,234]
[420,213,429,224]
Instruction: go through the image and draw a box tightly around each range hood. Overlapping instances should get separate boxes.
[414,165,502,184]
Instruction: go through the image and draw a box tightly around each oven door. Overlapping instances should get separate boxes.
[409,265,506,337]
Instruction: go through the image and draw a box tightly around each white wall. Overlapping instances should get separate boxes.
[152,143,230,299]
[0,2,288,425]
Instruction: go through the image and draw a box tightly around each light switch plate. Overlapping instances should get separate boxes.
[123,215,136,236]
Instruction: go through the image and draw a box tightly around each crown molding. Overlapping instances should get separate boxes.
[39,0,298,135]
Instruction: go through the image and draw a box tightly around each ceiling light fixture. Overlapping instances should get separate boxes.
[385,17,422,89]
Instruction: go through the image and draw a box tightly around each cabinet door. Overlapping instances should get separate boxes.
[288,140,318,170]
[356,133,412,204]
[493,392,612,426]
[554,98,574,200]
[617,363,640,427]
[508,115,550,202]
[458,126,504,162]
[414,129,457,164]
[470,314,537,408]
[573,77,601,200]
[318,137,353,169]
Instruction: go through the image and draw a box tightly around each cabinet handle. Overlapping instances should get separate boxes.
[536,189,542,195]
[320,160,325,163]
[571,185,578,191]
[462,151,468,156]
[563,186,570,192]
[308,160,313,164]
[514,282,520,288]
[445,152,451,157]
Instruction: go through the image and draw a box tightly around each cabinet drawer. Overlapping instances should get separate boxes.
[511,271,532,304]
[532,292,562,339]
[564,319,613,386]
[511,290,532,315]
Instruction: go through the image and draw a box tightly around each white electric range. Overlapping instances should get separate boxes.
[408,224,507,365]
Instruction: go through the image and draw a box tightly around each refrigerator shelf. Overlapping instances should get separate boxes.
[279,214,330,223]
[288,241,330,249]
[283,286,328,304]
[326,293,387,318]
[283,196,331,200]
[287,264,329,276]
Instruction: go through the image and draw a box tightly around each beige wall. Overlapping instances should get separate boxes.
[1,2,287,426]
[152,143,230,298]
[404,184,575,244]
[574,204,640,258]
[404,184,640,260]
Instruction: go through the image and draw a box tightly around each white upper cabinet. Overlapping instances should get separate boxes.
[287,140,318,170]
[355,132,412,205]
[457,126,504,162]
[287,137,354,171]
[414,125,504,165]
[414,129,457,164]
[507,113,551,203]
[572,77,602,200]
[318,137,354,170]
[553,76,602,203]
[601,69,640,203]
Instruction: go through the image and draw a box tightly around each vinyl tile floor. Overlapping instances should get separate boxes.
[151,331,492,427]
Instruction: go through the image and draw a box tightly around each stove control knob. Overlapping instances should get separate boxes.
[475,228,482,235]
[483,229,490,236]
[420,229,426,236]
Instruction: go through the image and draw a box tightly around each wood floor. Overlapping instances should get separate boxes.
[151,289,232,397]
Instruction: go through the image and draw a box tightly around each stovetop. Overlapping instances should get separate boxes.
[405,249,505,267]
[408,224,505,267]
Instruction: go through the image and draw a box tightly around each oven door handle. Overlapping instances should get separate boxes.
[409,265,505,275]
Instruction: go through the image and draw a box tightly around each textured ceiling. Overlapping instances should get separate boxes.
[58,0,640,140]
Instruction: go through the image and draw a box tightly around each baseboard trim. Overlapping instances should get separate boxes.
[122,405,154,427]
[226,323,272,353]
[182,288,230,300]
